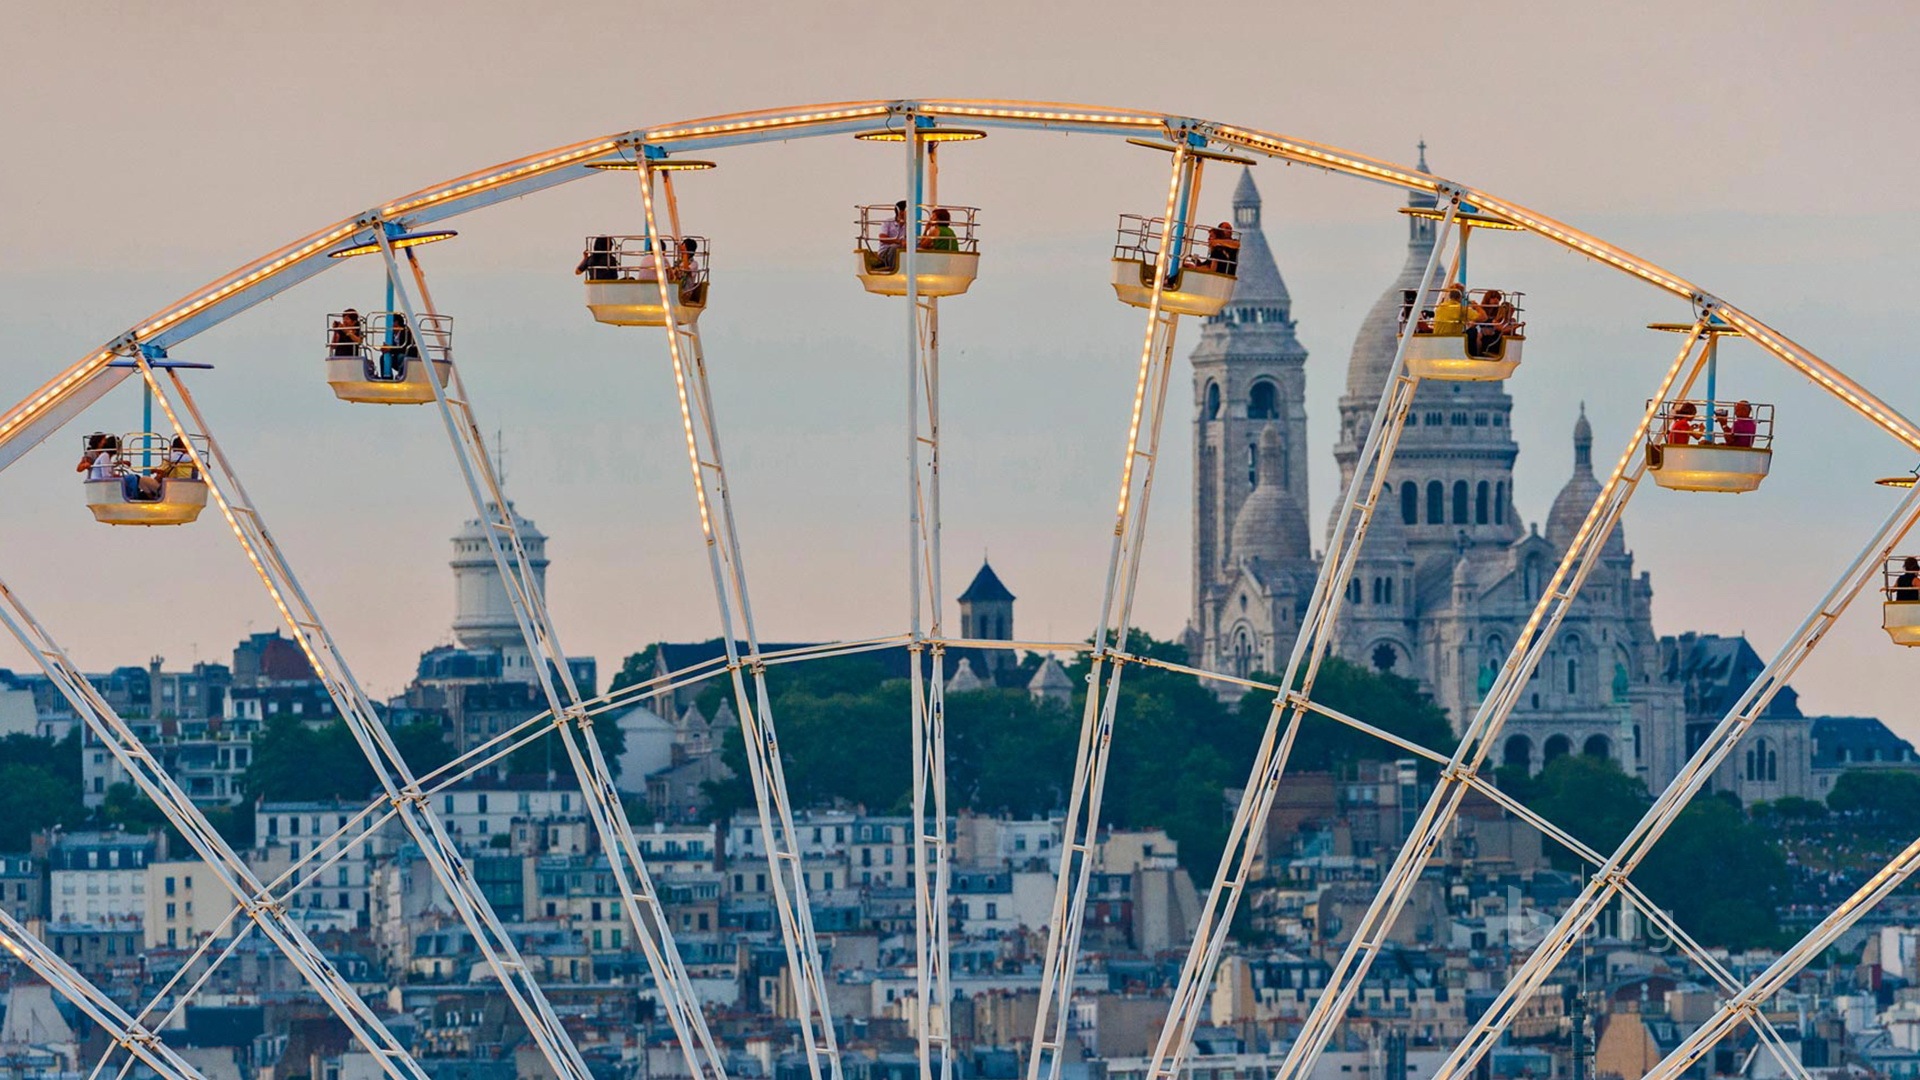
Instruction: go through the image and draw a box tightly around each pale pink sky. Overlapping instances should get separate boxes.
[3,2,1918,736]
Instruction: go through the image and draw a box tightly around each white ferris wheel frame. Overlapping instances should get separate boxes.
[0,98,1914,1080]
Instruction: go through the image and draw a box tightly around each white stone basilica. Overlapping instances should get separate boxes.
[1185,158,1767,794]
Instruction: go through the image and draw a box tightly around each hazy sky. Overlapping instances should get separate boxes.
[4,2,1919,739]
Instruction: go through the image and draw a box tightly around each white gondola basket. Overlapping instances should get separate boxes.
[1110,258,1237,317]
[1885,601,1920,646]
[85,477,208,526]
[1404,332,1524,381]
[585,279,708,327]
[854,249,979,298]
[1646,444,1772,493]
[326,354,455,406]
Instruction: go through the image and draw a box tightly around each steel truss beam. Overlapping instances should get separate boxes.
[124,357,592,1080]
[899,121,955,1080]
[0,905,207,1080]
[1427,409,1920,1080]
[373,232,727,1080]
[1143,198,1461,1080]
[1028,142,1202,1080]
[1253,318,1711,1080]
[635,162,843,1080]
[0,573,430,1080]
[1642,826,1920,1080]
[5,95,1920,1080]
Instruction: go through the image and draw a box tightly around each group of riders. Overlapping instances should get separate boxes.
[1406,282,1523,359]
[326,308,423,381]
[76,432,196,502]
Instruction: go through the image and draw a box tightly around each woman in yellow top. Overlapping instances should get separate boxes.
[1431,283,1470,335]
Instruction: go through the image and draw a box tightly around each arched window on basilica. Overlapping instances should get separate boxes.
[1452,481,1469,524]
[1746,738,1778,783]
[1583,734,1611,759]
[1247,380,1279,420]
[1544,734,1572,763]
[1476,481,1490,525]
[1495,482,1507,525]
[1205,381,1221,420]
[1503,735,1532,771]
[1233,629,1255,679]
[1562,635,1583,697]
[1426,481,1444,525]
[1401,481,1418,525]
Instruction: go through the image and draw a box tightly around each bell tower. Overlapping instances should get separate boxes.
[1190,170,1312,670]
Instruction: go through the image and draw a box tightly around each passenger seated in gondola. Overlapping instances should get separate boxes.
[1205,222,1240,275]
[919,208,958,252]
[1896,556,1920,602]
[1665,401,1701,446]
[378,315,419,380]
[874,201,907,272]
[1430,283,1473,336]
[329,309,364,359]
[576,236,618,283]
[674,237,700,283]
[154,436,196,481]
[1725,400,1758,447]
[77,433,116,481]
[1466,289,1513,358]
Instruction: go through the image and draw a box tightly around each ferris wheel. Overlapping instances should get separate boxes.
[4,98,1920,1080]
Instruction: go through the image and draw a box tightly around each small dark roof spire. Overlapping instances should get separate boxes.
[1416,139,1429,173]
[958,559,1015,604]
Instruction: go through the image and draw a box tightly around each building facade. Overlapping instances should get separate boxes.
[1183,158,1836,799]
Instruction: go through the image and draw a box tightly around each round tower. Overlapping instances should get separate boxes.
[1190,170,1312,672]
[1332,144,1522,568]
[451,502,549,654]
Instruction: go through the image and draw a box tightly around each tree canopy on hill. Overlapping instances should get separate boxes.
[690,634,1458,883]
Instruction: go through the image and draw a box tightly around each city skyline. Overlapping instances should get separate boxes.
[3,5,1917,733]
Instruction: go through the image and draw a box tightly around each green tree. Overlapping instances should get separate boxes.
[390,720,456,778]
[242,717,378,802]
[609,645,660,695]
[0,764,87,850]
[1828,770,1920,827]
[505,712,628,783]
[0,731,82,787]
[1237,657,1456,772]
[1520,754,1651,869]
[1639,798,1788,949]
[946,689,1076,819]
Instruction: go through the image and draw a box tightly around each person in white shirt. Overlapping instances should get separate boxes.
[76,433,118,481]
[873,200,908,272]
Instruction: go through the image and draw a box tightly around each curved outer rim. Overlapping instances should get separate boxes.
[2,96,1913,467]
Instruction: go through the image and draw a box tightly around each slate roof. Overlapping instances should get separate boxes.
[958,561,1015,604]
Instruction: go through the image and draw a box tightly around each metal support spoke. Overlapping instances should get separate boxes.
[1267,320,1713,1080]
[1642,828,1920,1080]
[1028,139,1198,1080]
[1146,199,1462,1080]
[901,121,954,1080]
[375,230,726,1080]
[123,355,587,1080]
[0,570,428,1080]
[0,906,207,1080]
[1429,456,1920,1080]
[637,158,841,1080]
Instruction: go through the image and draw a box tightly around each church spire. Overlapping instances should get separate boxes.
[1574,402,1593,471]
[1232,167,1262,231]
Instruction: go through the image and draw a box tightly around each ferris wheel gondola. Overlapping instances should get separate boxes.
[1397,206,1527,381]
[79,357,213,526]
[324,310,455,404]
[1642,321,1774,493]
[8,100,1916,1080]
